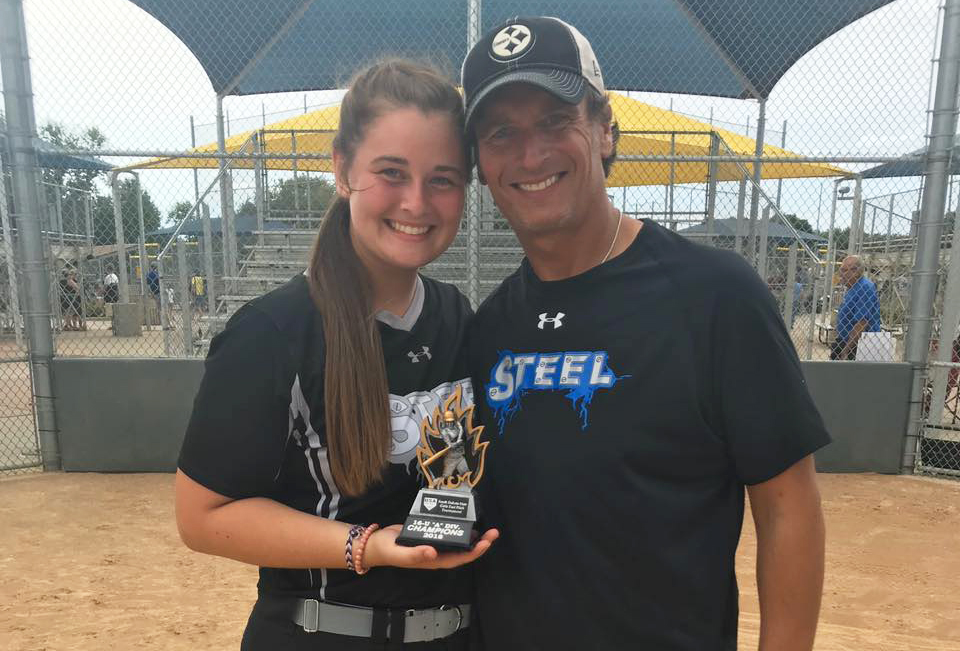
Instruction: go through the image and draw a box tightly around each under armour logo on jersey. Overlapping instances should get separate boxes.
[491,24,533,59]
[408,346,432,363]
[538,312,565,329]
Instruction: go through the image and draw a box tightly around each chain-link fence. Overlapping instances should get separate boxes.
[2,0,960,475]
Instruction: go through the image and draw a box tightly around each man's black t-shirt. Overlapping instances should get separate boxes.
[178,274,475,608]
[468,221,831,650]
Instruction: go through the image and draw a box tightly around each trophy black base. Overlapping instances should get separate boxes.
[395,487,477,552]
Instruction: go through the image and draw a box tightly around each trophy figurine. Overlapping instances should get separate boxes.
[396,385,488,552]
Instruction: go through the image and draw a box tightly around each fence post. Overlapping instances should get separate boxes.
[134,172,147,299]
[704,133,718,247]
[848,175,863,254]
[783,243,798,329]
[178,238,193,355]
[216,96,237,279]
[465,0,482,307]
[902,0,960,473]
[110,171,130,304]
[201,202,217,323]
[735,176,747,255]
[0,0,60,469]
[746,98,767,267]
[885,194,895,253]
[757,205,770,281]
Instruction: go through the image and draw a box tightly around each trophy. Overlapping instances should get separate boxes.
[396,385,488,552]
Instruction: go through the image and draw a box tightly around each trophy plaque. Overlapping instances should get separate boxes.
[396,385,488,552]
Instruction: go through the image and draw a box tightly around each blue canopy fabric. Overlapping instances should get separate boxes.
[35,140,113,171]
[861,138,960,179]
[1,120,113,171]
[149,210,294,237]
[680,218,826,243]
[129,0,895,100]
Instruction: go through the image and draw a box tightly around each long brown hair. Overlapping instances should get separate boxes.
[306,59,467,496]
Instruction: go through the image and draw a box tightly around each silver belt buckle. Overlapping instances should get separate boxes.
[439,604,463,633]
[301,598,320,633]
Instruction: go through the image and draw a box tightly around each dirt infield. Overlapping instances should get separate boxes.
[1,472,958,650]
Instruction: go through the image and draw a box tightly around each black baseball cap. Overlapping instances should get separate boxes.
[461,16,605,129]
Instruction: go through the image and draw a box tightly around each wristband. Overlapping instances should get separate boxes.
[345,524,366,571]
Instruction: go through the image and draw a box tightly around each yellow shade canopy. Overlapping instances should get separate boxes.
[122,93,845,186]
[607,93,846,186]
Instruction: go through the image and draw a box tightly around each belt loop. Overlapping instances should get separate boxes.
[301,598,320,633]
[388,608,406,650]
[371,607,389,644]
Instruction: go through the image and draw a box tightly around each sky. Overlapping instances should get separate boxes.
[4,0,951,235]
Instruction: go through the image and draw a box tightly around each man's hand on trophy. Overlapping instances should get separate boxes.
[363,525,500,570]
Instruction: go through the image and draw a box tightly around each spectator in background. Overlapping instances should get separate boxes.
[103,266,119,304]
[146,262,161,315]
[164,285,176,330]
[832,255,881,360]
[59,268,83,331]
[190,273,206,313]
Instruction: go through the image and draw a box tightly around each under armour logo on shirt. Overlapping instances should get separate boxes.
[408,346,432,363]
[538,312,565,329]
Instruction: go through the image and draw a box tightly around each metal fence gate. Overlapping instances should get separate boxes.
[0,352,41,475]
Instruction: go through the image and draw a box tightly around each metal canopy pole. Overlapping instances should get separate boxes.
[775,119,787,207]
[0,0,59,469]
[54,183,64,248]
[191,116,216,323]
[848,175,863,254]
[465,0,482,307]
[746,99,767,268]
[200,202,216,321]
[110,171,130,304]
[668,133,676,224]
[704,133,719,246]
[735,176,747,255]
[84,192,93,253]
[783,242,798,330]
[821,179,841,326]
[255,131,266,243]
[903,0,960,473]
[178,237,193,354]
[757,205,771,280]
[885,194,895,253]
[133,172,147,299]
[216,96,237,279]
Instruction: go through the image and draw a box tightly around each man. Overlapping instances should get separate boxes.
[190,272,206,313]
[145,262,162,327]
[462,17,830,651]
[103,266,119,305]
[832,254,881,360]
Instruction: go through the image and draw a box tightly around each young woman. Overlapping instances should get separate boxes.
[175,60,497,650]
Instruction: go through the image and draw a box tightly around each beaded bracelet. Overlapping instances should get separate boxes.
[344,524,366,572]
[352,523,380,575]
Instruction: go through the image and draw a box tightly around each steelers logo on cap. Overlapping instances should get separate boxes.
[491,24,533,60]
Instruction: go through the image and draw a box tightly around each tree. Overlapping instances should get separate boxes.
[266,176,336,218]
[90,178,162,245]
[783,213,814,235]
[39,122,107,194]
[38,123,108,236]
[168,201,194,225]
